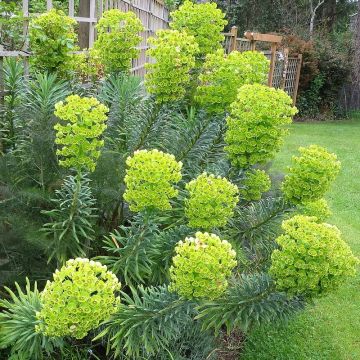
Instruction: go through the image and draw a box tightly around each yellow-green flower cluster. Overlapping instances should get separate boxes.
[196,50,269,113]
[240,169,271,201]
[54,95,109,172]
[185,173,239,229]
[169,232,237,300]
[298,198,332,222]
[270,216,358,297]
[37,258,121,339]
[93,9,144,74]
[225,84,297,168]
[170,0,227,56]
[124,149,182,212]
[282,145,341,204]
[145,29,199,102]
[29,9,78,75]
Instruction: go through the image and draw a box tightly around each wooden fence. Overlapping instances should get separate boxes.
[0,0,169,79]
[223,27,302,104]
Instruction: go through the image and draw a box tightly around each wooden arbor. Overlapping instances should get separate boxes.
[224,26,302,104]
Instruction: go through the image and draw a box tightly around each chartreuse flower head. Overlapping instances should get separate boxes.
[169,232,237,300]
[185,173,239,229]
[196,50,269,113]
[145,29,199,102]
[270,215,358,298]
[298,198,332,222]
[170,0,227,56]
[124,149,182,212]
[240,169,271,201]
[54,95,109,172]
[282,145,341,204]
[94,9,144,73]
[36,258,121,339]
[225,84,297,168]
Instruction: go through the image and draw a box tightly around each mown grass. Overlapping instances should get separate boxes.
[241,116,360,360]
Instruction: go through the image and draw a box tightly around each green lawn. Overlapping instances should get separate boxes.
[241,116,360,360]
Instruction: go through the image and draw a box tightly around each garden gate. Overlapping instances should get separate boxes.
[223,26,302,105]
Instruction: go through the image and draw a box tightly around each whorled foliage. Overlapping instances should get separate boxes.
[145,29,199,102]
[170,0,227,56]
[282,145,341,204]
[93,9,144,74]
[225,84,297,168]
[29,9,78,75]
[196,50,269,113]
[169,232,237,300]
[185,172,239,229]
[240,169,271,201]
[270,215,358,297]
[54,95,109,172]
[124,149,183,212]
[36,258,121,339]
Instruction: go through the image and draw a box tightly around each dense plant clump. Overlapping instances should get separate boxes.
[0,2,357,359]
[54,95,109,172]
[196,50,269,112]
[124,149,183,212]
[36,258,121,339]
[93,9,144,74]
[145,29,198,102]
[298,198,332,222]
[185,172,239,229]
[282,145,341,204]
[29,9,78,75]
[270,216,358,297]
[170,0,227,56]
[169,232,237,299]
[225,84,298,167]
[240,169,271,201]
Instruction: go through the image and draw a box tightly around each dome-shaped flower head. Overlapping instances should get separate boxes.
[185,173,239,229]
[240,169,271,201]
[169,232,237,300]
[124,149,183,212]
[282,145,341,204]
[270,215,358,298]
[37,258,121,339]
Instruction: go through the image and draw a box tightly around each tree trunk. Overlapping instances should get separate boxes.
[79,0,90,49]
[309,0,325,39]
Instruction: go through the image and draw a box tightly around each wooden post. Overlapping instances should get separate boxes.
[46,0,53,10]
[280,47,289,89]
[89,0,96,47]
[22,0,29,51]
[292,53,302,105]
[268,42,277,87]
[79,0,90,49]
[230,26,238,52]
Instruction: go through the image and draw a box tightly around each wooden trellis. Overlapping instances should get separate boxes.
[223,26,302,104]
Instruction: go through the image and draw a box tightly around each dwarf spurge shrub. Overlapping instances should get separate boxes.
[170,0,227,56]
[185,173,239,229]
[29,9,78,75]
[145,29,198,102]
[282,145,341,204]
[240,169,271,201]
[124,149,183,212]
[225,84,297,168]
[54,95,109,172]
[299,198,332,222]
[270,215,358,297]
[37,258,121,339]
[93,9,144,74]
[169,232,237,299]
[196,50,269,112]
